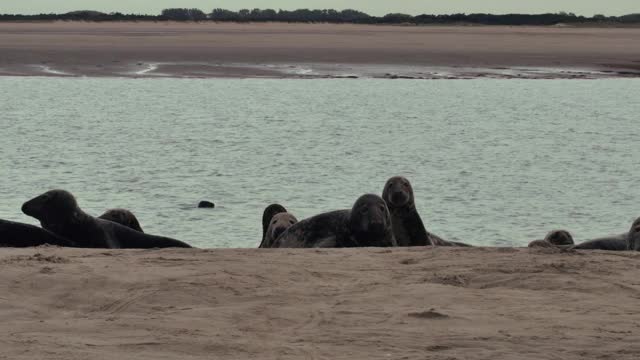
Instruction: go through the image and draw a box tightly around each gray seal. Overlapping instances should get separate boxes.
[528,230,574,248]
[1,218,75,247]
[273,194,397,248]
[261,204,287,243]
[98,209,144,232]
[573,233,628,251]
[22,190,192,249]
[382,176,470,247]
[260,212,298,248]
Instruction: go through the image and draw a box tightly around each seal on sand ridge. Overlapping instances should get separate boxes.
[260,212,298,248]
[261,204,287,242]
[382,176,471,247]
[273,194,396,248]
[22,190,192,249]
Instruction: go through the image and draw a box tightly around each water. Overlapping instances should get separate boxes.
[1,77,638,248]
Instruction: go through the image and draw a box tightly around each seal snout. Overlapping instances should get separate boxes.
[389,190,409,206]
[271,226,288,240]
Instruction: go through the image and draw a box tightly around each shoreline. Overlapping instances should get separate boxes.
[1,22,639,79]
[1,246,639,359]
[1,62,639,79]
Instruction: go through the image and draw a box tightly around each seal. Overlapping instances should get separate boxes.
[1,218,75,247]
[528,230,574,248]
[261,204,287,242]
[572,233,628,251]
[627,217,640,251]
[273,194,397,248]
[22,190,192,249]
[382,176,471,247]
[198,201,215,209]
[98,209,144,232]
[260,212,298,248]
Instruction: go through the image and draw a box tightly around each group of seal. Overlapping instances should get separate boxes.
[259,176,471,249]
[1,189,192,249]
[528,218,640,251]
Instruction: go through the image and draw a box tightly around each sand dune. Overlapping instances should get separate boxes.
[0,22,639,78]
[1,246,639,359]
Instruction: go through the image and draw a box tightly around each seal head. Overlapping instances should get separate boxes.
[99,209,144,233]
[261,212,298,248]
[350,194,396,247]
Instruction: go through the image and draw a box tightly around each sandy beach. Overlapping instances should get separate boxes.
[0,22,639,78]
[1,246,639,359]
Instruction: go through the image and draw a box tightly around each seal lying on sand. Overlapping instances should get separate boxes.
[261,204,287,242]
[273,194,397,248]
[382,176,470,247]
[574,217,640,251]
[0,219,75,247]
[572,234,628,251]
[98,209,144,232]
[627,217,640,251]
[260,212,298,248]
[528,230,574,248]
[22,190,192,249]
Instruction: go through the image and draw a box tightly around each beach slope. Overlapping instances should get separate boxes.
[1,247,639,359]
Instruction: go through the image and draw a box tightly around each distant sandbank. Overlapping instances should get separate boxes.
[0,22,639,79]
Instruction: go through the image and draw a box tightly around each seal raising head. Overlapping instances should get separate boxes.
[273,194,396,248]
[22,189,192,249]
[349,194,395,247]
[261,212,298,248]
[21,189,82,234]
[261,204,287,241]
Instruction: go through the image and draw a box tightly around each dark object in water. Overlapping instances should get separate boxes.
[198,201,215,209]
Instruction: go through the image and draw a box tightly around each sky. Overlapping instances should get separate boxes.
[0,0,638,16]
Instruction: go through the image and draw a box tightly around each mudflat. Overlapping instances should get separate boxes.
[0,22,639,78]
[1,246,639,359]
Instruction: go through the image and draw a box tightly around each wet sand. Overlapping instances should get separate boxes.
[0,22,639,78]
[1,246,639,359]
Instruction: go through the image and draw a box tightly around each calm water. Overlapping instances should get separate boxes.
[1,78,638,248]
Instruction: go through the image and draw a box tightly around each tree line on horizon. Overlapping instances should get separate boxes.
[1,8,639,25]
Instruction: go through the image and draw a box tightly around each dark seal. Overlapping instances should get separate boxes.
[22,190,192,249]
[382,176,471,247]
[627,217,640,251]
[98,209,144,232]
[198,201,215,209]
[260,212,298,248]
[572,233,628,251]
[1,218,75,247]
[261,204,287,243]
[273,194,397,248]
[528,230,574,248]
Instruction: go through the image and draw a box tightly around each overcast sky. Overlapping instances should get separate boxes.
[1,0,638,16]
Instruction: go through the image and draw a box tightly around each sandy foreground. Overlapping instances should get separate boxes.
[0,22,639,79]
[1,247,639,359]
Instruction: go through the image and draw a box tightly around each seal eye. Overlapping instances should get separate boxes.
[289,220,295,225]
[379,204,385,212]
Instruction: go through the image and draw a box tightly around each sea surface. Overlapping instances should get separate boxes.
[1,78,638,248]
